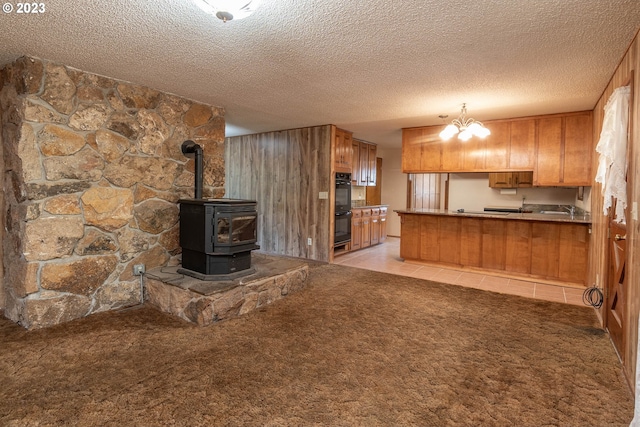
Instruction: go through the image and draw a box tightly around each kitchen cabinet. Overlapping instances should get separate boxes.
[482,121,511,170]
[397,211,590,285]
[366,143,377,185]
[349,206,389,254]
[562,113,593,185]
[334,127,353,173]
[354,139,378,186]
[379,207,388,243]
[401,112,591,183]
[361,209,371,248]
[488,171,533,188]
[402,126,443,173]
[508,119,536,170]
[351,210,362,251]
[371,208,381,245]
[351,138,361,184]
[534,111,592,186]
[403,121,512,173]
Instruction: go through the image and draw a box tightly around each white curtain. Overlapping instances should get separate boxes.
[595,85,631,224]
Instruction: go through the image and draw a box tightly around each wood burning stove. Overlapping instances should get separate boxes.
[178,140,259,279]
[179,198,260,278]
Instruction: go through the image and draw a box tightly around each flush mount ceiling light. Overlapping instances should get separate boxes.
[439,103,491,141]
[193,0,261,22]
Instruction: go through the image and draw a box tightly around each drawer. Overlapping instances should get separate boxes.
[380,207,387,214]
[362,209,372,217]
[351,209,362,218]
[371,208,380,216]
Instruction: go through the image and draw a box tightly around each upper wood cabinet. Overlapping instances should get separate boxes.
[534,111,592,186]
[488,171,533,188]
[351,138,361,184]
[354,139,378,186]
[401,111,592,186]
[482,121,511,170]
[508,119,536,170]
[334,127,353,173]
[402,126,443,173]
[402,120,526,173]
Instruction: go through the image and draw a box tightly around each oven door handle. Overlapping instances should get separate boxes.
[336,211,352,216]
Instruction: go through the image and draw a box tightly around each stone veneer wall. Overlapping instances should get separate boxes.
[0,56,226,328]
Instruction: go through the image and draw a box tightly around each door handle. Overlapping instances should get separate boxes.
[615,234,626,241]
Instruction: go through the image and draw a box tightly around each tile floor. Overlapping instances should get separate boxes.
[334,237,586,306]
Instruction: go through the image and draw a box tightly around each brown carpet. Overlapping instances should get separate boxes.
[0,263,634,426]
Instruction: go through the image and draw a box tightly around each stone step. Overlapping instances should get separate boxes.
[145,253,309,326]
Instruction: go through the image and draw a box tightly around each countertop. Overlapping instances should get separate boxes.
[351,204,389,209]
[394,208,591,224]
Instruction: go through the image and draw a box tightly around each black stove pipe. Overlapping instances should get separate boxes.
[181,140,203,199]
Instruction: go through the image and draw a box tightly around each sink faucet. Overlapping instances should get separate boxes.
[562,205,576,215]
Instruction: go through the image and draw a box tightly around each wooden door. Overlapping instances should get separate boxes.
[342,132,353,170]
[371,213,380,245]
[367,144,377,185]
[379,211,387,243]
[366,157,382,204]
[358,142,368,186]
[483,121,510,170]
[563,113,592,185]
[351,215,362,251]
[515,171,534,187]
[401,128,422,172]
[509,119,536,170]
[535,117,563,185]
[351,139,361,184]
[420,126,443,171]
[606,221,627,359]
[488,172,514,188]
[334,128,351,172]
[557,224,589,284]
[361,211,371,247]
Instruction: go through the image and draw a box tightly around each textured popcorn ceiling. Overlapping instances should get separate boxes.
[1,0,639,147]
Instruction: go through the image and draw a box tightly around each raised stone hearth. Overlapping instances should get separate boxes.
[145,253,309,326]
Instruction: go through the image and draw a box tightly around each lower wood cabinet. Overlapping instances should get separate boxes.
[398,213,590,285]
[349,207,387,253]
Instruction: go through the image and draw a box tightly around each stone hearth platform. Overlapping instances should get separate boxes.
[145,253,309,326]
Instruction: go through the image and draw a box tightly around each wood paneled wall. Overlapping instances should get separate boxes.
[225,125,332,262]
[590,30,639,390]
[408,174,442,209]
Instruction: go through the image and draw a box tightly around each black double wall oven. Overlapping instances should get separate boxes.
[335,173,351,246]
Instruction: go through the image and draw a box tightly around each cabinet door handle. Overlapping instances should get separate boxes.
[615,234,626,241]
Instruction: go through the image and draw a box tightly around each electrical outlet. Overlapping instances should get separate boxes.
[307,238,312,246]
[133,264,146,276]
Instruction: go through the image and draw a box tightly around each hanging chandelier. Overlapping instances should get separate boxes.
[439,103,491,141]
[193,0,261,22]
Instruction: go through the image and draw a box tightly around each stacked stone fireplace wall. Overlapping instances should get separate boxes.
[0,57,226,328]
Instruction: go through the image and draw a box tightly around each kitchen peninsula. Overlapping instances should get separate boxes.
[395,208,591,286]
